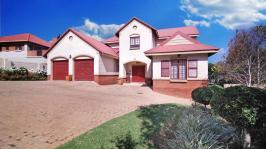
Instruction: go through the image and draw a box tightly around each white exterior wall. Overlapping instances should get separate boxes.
[46,31,118,76]
[99,55,118,75]
[119,20,154,78]
[152,54,208,80]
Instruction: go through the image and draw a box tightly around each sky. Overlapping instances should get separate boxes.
[1,0,266,63]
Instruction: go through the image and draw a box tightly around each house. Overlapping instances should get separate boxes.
[0,33,51,71]
[45,17,219,98]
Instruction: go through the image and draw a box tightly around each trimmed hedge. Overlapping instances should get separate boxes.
[0,67,47,81]
[192,85,224,107]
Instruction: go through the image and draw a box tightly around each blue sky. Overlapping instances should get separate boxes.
[1,0,266,63]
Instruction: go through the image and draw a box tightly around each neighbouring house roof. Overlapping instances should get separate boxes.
[0,33,50,47]
[44,28,118,59]
[115,17,158,37]
[104,36,119,43]
[145,31,218,55]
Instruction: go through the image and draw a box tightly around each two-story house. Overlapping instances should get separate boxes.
[0,33,51,71]
[45,18,219,98]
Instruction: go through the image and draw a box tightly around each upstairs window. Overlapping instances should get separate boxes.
[130,35,140,49]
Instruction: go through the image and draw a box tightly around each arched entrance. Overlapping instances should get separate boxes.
[124,61,146,83]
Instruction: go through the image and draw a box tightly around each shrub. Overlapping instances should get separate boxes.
[192,87,213,107]
[0,67,47,81]
[157,107,241,149]
[209,85,224,111]
[111,131,138,149]
[211,86,266,147]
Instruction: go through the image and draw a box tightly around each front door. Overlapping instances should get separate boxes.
[132,65,145,82]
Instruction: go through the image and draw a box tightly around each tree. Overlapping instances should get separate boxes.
[211,86,266,148]
[226,26,266,87]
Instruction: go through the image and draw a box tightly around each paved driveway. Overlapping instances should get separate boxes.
[0,81,191,149]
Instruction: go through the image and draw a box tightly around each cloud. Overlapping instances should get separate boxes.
[181,0,266,29]
[184,19,210,27]
[75,18,124,40]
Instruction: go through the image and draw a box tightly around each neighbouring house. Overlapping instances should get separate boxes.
[45,17,219,98]
[0,33,51,71]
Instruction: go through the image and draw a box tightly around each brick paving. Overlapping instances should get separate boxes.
[0,81,191,149]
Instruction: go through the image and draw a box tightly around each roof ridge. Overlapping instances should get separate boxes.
[159,30,200,46]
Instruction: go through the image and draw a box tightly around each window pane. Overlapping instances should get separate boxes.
[161,61,169,68]
[179,60,187,80]
[188,60,197,68]
[189,69,197,77]
[135,37,140,45]
[171,65,178,79]
[161,69,169,77]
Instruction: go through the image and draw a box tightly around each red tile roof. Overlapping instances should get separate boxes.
[0,33,50,47]
[145,31,218,55]
[145,44,218,54]
[104,36,119,43]
[157,26,199,38]
[44,28,118,58]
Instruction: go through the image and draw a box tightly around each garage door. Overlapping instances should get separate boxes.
[53,60,68,80]
[132,65,145,82]
[74,59,94,81]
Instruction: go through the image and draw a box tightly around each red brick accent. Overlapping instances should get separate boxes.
[152,79,208,99]
[94,75,118,85]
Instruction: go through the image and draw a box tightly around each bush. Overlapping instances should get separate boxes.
[111,131,138,149]
[192,87,213,107]
[0,67,47,81]
[157,107,241,149]
[209,85,224,111]
[211,86,266,147]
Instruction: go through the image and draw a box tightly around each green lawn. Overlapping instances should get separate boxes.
[57,104,185,149]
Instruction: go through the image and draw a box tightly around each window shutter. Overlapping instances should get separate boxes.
[188,60,198,78]
[161,60,169,77]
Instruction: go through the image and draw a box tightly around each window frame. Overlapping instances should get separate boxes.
[188,60,198,78]
[130,35,140,49]
[170,59,187,80]
[161,60,170,77]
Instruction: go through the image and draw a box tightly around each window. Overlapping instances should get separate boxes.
[5,46,9,51]
[161,60,170,77]
[37,50,42,56]
[130,36,140,49]
[170,59,187,80]
[188,60,197,78]
[16,46,23,51]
